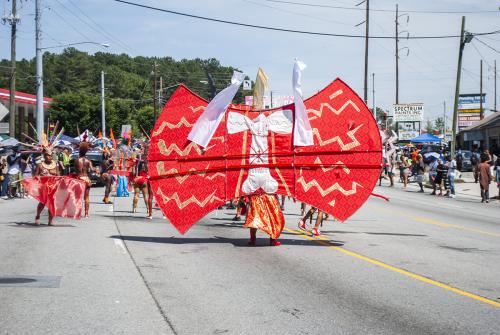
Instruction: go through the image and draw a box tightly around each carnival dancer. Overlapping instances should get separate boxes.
[101,147,114,204]
[75,142,93,217]
[34,148,59,225]
[298,206,328,236]
[132,160,152,218]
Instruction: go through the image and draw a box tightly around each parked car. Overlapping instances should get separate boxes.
[70,150,103,186]
[458,150,473,172]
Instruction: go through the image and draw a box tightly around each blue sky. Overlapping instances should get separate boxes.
[1,0,499,124]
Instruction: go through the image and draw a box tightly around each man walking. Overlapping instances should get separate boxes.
[445,155,457,198]
[478,154,492,203]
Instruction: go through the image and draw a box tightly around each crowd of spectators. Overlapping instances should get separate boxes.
[0,146,73,200]
[379,145,500,203]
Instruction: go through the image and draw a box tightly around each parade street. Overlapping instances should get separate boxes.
[0,183,498,335]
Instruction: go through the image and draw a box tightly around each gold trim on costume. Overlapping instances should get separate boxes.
[271,132,291,196]
[312,124,363,151]
[234,129,248,198]
[297,177,362,196]
[158,140,203,156]
[156,188,222,209]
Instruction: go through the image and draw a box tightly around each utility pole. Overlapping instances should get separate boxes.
[395,4,399,104]
[158,76,163,108]
[3,0,19,137]
[443,101,446,135]
[494,60,497,112]
[451,16,471,159]
[270,91,273,108]
[372,73,375,118]
[35,0,44,142]
[363,0,369,104]
[480,60,483,120]
[101,71,106,136]
[153,62,158,123]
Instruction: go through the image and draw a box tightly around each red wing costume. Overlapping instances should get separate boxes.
[23,176,86,219]
[148,79,382,234]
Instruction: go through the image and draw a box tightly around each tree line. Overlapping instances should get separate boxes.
[0,48,243,137]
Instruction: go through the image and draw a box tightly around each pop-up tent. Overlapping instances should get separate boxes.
[410,133,442,143]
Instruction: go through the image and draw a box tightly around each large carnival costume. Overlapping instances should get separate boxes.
[22,135,86,225]
[147,60,382,245]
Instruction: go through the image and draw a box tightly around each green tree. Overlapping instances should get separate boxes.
[0,48,243,136]
[434,117,445,134]
[425,120,434,133]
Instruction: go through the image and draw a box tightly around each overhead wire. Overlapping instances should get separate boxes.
[474,37,500,54]
[262,0,500,14]
[111,0,500,40]
[65,0,139,55]
[48,6,93,41]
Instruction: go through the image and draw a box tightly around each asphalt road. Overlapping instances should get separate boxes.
[0,183,499,335]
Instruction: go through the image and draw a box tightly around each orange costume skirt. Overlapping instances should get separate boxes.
[243,193,285,239]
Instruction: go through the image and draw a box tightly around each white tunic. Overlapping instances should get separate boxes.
[227,110,293,194]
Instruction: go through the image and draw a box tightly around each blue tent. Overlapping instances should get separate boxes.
[50,134,79,145]
[410,133,442,143]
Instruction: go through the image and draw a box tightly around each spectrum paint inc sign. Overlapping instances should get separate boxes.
[392,103,424,122]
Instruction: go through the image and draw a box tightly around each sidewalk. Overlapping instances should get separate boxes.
[381,171,500,201]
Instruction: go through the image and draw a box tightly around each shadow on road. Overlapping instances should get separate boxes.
[10,221,76,228]
[320,230,427,237]
[109,235,345,247]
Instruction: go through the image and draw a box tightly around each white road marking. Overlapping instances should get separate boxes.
[114,239,127,254]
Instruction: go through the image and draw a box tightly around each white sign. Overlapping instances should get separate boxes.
[458,94,486,110]
[393,103,424,122]
[121,125,132,139]
[398,130,419,141]
[243,80,252,91]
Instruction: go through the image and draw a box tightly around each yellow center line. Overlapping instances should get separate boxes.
[368,205,500,238]
[284,227,500,309]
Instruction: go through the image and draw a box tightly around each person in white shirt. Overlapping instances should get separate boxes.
[7,149,21,197]
[445,156,457,198]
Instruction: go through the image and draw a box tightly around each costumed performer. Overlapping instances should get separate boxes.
[101,147,114,204]
[132,159,152,218]
[34,147,59,226]
[75,142,94,217]
[298,207,328,237]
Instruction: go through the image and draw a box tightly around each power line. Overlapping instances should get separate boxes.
[48,6,93,41]
[111,0,500,40]
[262,0,500,14]
[65,0,138,55]
[243,0,353,27]
[470,41,492,68]
[475,37,500,54]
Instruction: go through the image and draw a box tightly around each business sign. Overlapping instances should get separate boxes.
[393,103,424,122]
[458,120,477,128]
[458,94,486,110]
[458,108,480,114]
[398,130,420,141]
[245,95,294,108]
[459,115,481,121]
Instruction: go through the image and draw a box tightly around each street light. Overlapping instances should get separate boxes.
[40,41,110,50]
[35,33,109,141]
